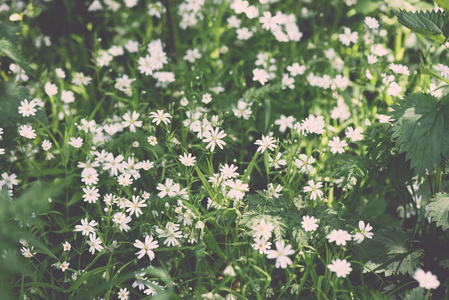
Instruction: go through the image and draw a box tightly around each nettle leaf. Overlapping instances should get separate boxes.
[391,93,449,178]
[0,21,31,74]
[404,287,426,300]
[326,154,369,187]
[0,82,28,127]
[395,9,449,43]
[434,0,449,15]
[428,192,449,230]
[360,229,423,276]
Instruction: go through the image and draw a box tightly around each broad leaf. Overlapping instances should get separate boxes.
[0,21,31,74]
[404,287,425,300]
[395,9,449,43]
[434,0,449,15]
[428,192,449,230]
[391,93,449,178]
[359,229,423,276]
[326,154,369,188]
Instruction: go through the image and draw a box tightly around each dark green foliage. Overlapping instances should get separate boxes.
[395,9,449,43]
[358,228,423,276]
[428,192,449,230]
[404,287,426,300]
[433,0,449,15]
[326,154,368,188]
[0,20,32,74]
[391,93,449,179]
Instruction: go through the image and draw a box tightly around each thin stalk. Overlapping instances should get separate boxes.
[435,166,442,195]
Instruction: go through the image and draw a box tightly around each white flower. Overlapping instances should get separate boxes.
[55,68,66,78]
[266,240,295,269]
[274,115,294,132]
[251,219,274,240]
[19,125,36,139]
[44,82,58,97]
[326,229,352,246]
[389,63,410,76]
[122,111,142,132]
[134,235,159,260]
[252,68,269,85]
[339,27,358,46]
[364,17,379,29]
[113,212,132,232]
[252,237,272,254]
[201,93,212,104]
[72,72,92,86]
[62,241,71,251]
[353,221,373,243]
[125,195,147,217]
[236,27,253,40]
[18,99,37,117]
[328,259,352,278]
[184,48,202,63]
[68,137,83,148]
[301,215,319,232]
[345,127,363,142]
[303,180,323,200]
[74,218,97,236]
[287,63,306,76]
[118,287,130,300]
[61,90,75,103]
[60,261,70,272]
[220,164,239,179]
[149,110,172,126]
[117,173,133,187]
[413,269,440,289]
[328,137,348,154]
[202,127,227,152]
[387,82,402,97]
[254,134,276,153]
[294,154,315,174]
[269,153,287,169]
[82,186,100,204]
[148,135,158,146]
[179,153,196,166]
[87,233,103,254]
[377,114,394,124]
[103,153,124,176]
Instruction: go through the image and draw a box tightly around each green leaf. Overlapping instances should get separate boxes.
[395,9,449,43]
[434,0,449,15]
[419,64,449,84]
[326,154,368,187]
[428,192,449,230]
[0,81,28,127]
[0,21,31,74]
[194,243,205,273]
[391,93,449,178]
[359,229,423,276]
[404,287,426,300]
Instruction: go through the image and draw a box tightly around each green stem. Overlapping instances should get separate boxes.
[435,166,442,195]
[424,288,431,300]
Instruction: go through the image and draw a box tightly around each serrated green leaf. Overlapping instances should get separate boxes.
[0,81,27,127]
[404,287,425,300]
[360,229,423,276]
[326,154,368,187]
[434,0,449,15]
[391,93,449,178]
[0,39,31,74]
[395,9,449,43]
[428,192,449,230]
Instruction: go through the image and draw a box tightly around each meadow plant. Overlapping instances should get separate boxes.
[2,0,449,299]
